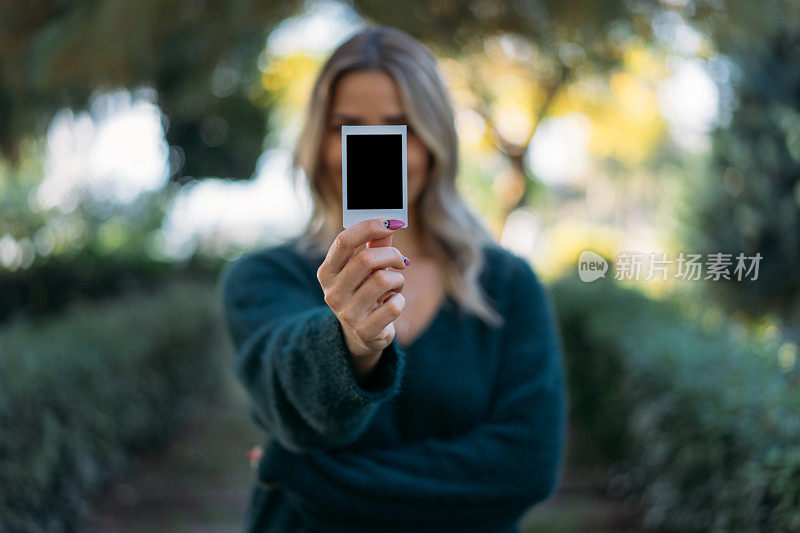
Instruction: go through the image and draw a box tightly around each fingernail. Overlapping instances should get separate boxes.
[385,219,405,230]
[402,255,411,266]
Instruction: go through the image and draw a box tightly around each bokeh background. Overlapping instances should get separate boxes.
[2,0,799,531]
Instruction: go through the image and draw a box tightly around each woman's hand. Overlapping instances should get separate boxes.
[316,218,409,375]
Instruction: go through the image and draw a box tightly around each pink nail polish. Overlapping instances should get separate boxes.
[385,219,405,230]
[403,255,411,266]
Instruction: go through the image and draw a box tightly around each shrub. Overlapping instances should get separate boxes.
[0,280,227,531]
[551,273,800,532]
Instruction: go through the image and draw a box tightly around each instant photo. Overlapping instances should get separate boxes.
[341,124,408,228]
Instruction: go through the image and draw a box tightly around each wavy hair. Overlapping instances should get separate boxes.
[291,25,503,327]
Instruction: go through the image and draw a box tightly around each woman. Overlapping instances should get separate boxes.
[220,25,567,533]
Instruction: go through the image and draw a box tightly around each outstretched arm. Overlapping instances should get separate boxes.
[219,248,407,453]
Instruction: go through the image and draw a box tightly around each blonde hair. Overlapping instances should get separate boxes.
[291,25,503,328]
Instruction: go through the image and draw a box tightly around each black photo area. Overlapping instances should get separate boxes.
[346,133,404,209]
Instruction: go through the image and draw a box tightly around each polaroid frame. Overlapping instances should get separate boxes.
[341,124,408,229]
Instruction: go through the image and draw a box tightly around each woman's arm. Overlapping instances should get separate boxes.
[262,255,567,530]
[219,247,407,453]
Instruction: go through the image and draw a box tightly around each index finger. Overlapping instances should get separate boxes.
[321,218,406,281]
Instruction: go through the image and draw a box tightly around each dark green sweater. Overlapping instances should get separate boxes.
[218,237,567,533]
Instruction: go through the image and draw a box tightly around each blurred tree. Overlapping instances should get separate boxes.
[0,0,303,181]
[1,0,696,214]
[683,0,800,340]
[351,0,710,224]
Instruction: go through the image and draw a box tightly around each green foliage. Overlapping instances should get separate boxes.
[0,0,304,179]
[551,273,800,532]
[0,0,699,185]
[0,280,229,531]
[0,149,224,321]
[353,0,635,69]
[682,0,800,330]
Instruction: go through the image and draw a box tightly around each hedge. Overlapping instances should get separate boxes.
[0,280,227,531]
[0,251,224,324]
[550,273,800,532]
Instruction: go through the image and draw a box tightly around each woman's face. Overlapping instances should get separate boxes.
[322,70,431,211]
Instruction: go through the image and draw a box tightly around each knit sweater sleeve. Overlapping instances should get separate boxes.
[219,247,407,453]
[262,254,568,530]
